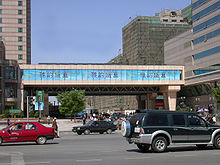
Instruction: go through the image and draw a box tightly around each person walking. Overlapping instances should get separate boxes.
[52,117,59,138]
[82,114,86,125]
[47,115,51,125]
[7,118,10,126]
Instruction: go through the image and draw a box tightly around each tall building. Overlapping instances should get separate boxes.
[0,0,31,64]
[164,0,220,111]
[122,9,192,65]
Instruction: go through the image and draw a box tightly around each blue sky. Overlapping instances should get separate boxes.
[31,0,191,64]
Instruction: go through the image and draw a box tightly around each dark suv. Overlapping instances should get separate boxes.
[121,110,220,152]
[72,120,117,135]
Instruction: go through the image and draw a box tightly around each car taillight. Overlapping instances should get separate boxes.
[140,128,144,134]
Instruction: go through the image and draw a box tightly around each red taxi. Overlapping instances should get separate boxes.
[0,122,55,145]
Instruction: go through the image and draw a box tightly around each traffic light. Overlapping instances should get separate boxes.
[28,96,35,112]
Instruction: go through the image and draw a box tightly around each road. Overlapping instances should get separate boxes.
[0,132,220,165]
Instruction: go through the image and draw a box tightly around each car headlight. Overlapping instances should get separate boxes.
[77,127,80,130]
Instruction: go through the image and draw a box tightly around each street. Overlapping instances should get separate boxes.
[0,132,220,165]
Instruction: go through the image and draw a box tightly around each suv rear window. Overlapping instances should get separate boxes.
[144,114,168,126]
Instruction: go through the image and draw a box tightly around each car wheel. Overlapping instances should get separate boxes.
[84,129,90,135]
[36,136,47,145]
[0,137,2,145]
[214,134,220,149]
[121,120,131,137]
[77,132,82,135]
[137,144,150,152]
[106,129,112,134]
[196,144,207,149]
[151,136,167,153]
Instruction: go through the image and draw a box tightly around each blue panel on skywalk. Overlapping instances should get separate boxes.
[22,69,182,81]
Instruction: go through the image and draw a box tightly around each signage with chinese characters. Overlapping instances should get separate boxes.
[22,69,182,81]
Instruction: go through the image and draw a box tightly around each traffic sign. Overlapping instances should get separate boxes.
[9,109,21,114]
[36,90,44,102]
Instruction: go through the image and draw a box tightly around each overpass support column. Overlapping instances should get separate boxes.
[20,88,24,111]
[160,86,181,111]
[44,93,49,116]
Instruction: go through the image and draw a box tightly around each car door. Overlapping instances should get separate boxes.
[170,114,189,143]
[22,123,39,141]
[90,121,100,132]
[99,121,108,132]
[6,123,23,142]
[187,114,212,142]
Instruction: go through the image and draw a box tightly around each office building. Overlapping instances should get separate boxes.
[0,0,31,64]
[122,9,192,65]
[164,0,220,111]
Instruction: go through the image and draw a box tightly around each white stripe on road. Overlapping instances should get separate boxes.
[76,159,103,162]
[11,152,25,165]
[174,155,195,158]
[26,162,51,164]
[124,157,151,160]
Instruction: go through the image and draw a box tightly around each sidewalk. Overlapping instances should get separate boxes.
[0,119,84,132]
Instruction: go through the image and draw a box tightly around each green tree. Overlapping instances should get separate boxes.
[56,88,86,120]
[213,85,220,110]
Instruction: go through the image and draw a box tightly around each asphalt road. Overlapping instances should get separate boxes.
[0,132,220,165]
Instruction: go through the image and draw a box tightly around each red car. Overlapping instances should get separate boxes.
[0,122,55,145]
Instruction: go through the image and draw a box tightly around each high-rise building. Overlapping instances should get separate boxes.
[0,0,31,64]
[164,0,220,111]
[122,9,192,65]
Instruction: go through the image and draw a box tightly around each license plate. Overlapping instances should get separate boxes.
[134,127,140,133]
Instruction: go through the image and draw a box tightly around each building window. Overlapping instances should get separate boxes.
[18,1,23,6]
[0,0,2,5]
[18,46,23,50]
[18,54,23,60]
[0,9,2,14]
[0,36,2,41]
[0,27,2,32]
[172,19,177,22]
[0,18,2,23]
[18,19,22,24]
[18,36,22,42]
[18,10,22,15]
[18,28,22,32]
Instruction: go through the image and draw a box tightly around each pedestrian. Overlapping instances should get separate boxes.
[82,114,86,125]
[47,115,51,125]
[52,117,59,138]
[7,118,10,126]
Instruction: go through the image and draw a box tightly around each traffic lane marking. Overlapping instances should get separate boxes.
[26,161,51,164]
[124,157,151,160]
[76,159,103,162]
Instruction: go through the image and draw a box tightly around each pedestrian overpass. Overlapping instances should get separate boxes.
[19,64,184,113]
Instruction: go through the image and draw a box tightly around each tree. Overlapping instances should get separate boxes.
[213,85,220,111]
[56,88,86,120]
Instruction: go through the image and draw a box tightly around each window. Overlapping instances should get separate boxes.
[194,46,220,60]
[0,9,2,14]
[18,19,22,24]
[18,46,23,50]
[0,0,2,5]
[188,115,206,127]
[18,36,22,42]
[0,36,2,41]
[163,19,168,22]
[172,20,177,22]
[18,28,22,32]
[18,54,23,60]
[18,1,23,6]
[18,10,22,15]
[172,115,185,126]
[0,18,2,23]
[10,123,23,131]
[24,123,37,130]
[0,27,2,32]
[144,114,168,126]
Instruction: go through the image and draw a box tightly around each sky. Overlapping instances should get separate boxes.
[31,0,191,64]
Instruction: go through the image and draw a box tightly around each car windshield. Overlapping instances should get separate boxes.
[85,121,94,126]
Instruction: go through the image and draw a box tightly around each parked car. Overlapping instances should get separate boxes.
[72,120,117,135]
[0,122,55,145]
[121,110,220,153]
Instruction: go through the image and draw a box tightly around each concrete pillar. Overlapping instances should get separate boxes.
[136,95,146,110]
[146,93,157,109]
[44,93,49,116]
[160,86,181,111]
